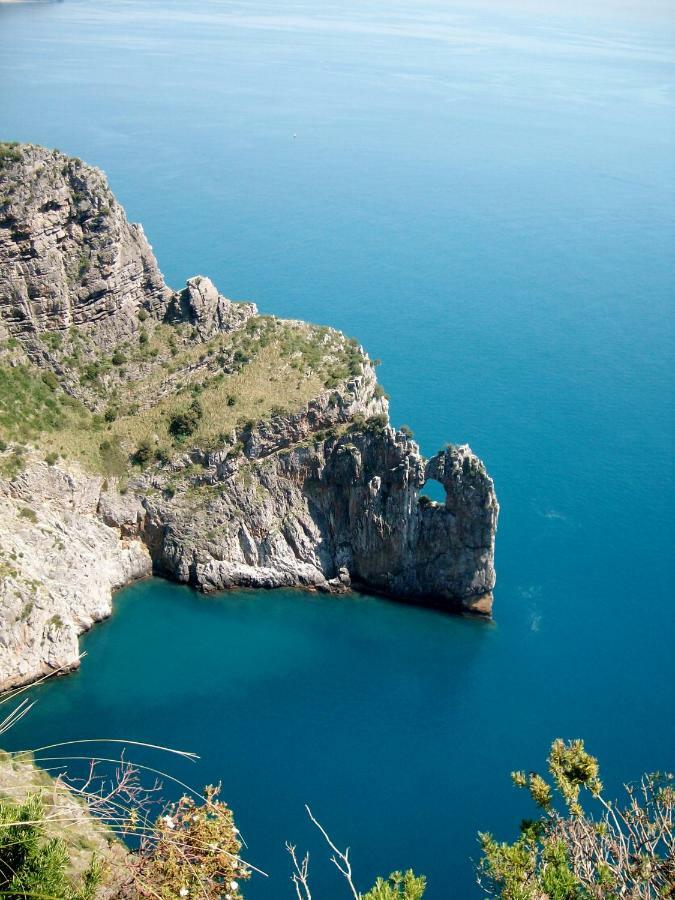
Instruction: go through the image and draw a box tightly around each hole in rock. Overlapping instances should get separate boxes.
[419,478,446,505]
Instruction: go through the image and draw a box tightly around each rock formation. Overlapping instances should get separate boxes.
[0,459,150,690]
[0,144,170,344]
[0,142,498,691]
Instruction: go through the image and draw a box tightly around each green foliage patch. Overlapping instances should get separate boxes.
[0,793,100,900]
[0,365,85,444]
[364,870,427,899]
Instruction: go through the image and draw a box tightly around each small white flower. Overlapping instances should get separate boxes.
[162,815,175,829]
[230,881,239,891]
[179,889,189,897]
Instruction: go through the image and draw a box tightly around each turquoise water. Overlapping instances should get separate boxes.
[1,0,674,895]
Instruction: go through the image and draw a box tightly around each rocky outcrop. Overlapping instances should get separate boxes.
[0,144,171,346]
[0,459,150,691]
[164,275,257,339]
[0,142,499,691]
[0,145,255,350]
[142,430,497,614]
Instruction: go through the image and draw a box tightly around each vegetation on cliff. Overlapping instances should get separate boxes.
[0,141,498,694]
[0,791,101,899]
[0,142,374,481]
[0,316,369,480]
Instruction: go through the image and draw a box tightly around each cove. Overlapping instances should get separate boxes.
[1,0,674,896]
[4,573,674,897]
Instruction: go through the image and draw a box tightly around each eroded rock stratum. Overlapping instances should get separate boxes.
[0,141,498,690]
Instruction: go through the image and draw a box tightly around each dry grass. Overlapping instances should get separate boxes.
[0,316,366,476]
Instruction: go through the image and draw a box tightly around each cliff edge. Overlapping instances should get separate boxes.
[0,141,498,690]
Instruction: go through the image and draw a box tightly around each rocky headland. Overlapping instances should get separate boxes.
[0,141,498,691]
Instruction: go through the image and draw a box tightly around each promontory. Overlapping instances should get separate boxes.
[0,141,498,691]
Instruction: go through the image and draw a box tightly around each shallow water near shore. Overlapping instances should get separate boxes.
[1,0,674,896]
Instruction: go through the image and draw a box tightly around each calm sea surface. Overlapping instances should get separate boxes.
[1,1,674,895]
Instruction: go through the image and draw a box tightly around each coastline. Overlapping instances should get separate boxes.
[0,142,498,692]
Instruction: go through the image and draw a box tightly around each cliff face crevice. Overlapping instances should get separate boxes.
[0,142,498,691]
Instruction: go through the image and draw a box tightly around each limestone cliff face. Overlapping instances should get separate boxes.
[0,459,150,691]
[0,143,498,691]
[0,144,254,351]
[142,429,497,614]
[0,145,170,344]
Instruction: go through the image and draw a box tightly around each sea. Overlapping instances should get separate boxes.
[0,0,673,896]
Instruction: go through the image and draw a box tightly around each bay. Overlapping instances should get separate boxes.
[1,0,673,895]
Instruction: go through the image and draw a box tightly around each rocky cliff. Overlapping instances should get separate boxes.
[0,142,498,691]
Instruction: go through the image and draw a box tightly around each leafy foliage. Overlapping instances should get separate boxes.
[478,739,675,899]
[168,399,203,438]
[363,869,427,899]
[0,793,100,900]
[133,438,154,466]
[135,784,250,899]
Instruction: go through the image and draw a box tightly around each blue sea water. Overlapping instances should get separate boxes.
[1,0,674,895]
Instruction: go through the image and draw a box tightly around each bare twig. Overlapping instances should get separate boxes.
[286,842,312,900]
[305,805,360,900]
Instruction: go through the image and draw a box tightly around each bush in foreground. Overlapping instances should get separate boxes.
[478,739,675,898]
[0,793,100,899]
[1,730,672,898]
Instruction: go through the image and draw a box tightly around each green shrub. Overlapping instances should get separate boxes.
[363,871,426,899]
[347,413,366,433]
[168,399,203,438]
[18,507,38,523]
[137,308,148,322]
[41,370,59,391]
[133,784,249,899]
[132,438,153,467]
[43,332,63,351]
[0,793,100,900]
[80,361,101,383]
[366,413,389,433]
[400,424,413,438]
[1,449,25,479]
[111,349,126,366]
[478,740,674,899]
[45,451,59,466]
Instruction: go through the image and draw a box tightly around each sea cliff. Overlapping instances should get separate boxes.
[0,141,498,691]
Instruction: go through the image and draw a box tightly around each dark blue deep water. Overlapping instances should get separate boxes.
[1,1,674,896]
